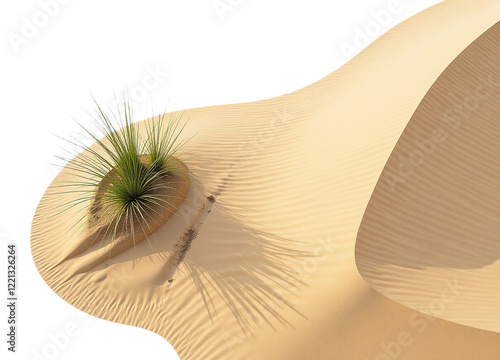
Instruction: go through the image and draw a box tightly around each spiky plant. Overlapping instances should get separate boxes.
[51,100,188,250]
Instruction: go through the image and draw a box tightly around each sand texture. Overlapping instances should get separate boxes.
[355,6,500,334]
[31,0,500,359]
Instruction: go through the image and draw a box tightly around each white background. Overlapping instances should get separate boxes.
[0,0,441,359]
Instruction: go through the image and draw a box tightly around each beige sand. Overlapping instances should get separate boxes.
[355,6,500,334]
[31,0,500,359]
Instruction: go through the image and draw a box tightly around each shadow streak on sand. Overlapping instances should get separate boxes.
[59,171,310,336]
[183,203,309,335]
[153,172,311,335]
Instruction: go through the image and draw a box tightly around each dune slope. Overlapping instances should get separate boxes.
[356,9,500,334]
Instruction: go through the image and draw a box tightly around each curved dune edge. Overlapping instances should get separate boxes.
[31,1,500,359]
[355,15,500,333]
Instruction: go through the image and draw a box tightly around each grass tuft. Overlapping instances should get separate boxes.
[51,98,189,248]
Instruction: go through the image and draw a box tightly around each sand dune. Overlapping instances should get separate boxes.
[355,10,500,334]
[31,0,500,359]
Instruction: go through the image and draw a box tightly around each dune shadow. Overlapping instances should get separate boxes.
[356,19,500,271]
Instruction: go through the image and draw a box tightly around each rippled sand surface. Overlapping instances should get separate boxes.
[32,1,500,358]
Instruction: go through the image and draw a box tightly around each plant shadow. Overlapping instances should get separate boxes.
[74,171,311,336]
